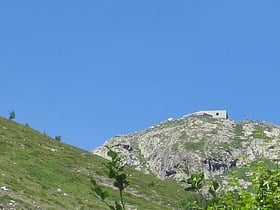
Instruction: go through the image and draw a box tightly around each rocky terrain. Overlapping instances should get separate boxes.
[93,113,280,180]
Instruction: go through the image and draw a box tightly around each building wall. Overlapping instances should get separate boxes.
[195,110,228,119]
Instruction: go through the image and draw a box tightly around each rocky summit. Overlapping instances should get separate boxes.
[93,113,280,180]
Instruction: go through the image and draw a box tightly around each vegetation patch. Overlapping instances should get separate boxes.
[0,116,193,209]
[234,123,244,136]
[184,141,205,151]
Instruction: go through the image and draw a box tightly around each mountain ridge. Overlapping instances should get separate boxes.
[93,113,280,181]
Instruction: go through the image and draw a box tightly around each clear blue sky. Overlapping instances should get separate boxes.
[1,1,279,151]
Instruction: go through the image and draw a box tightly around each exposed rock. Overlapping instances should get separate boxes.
[93,114,280,180]
[8,200,16,208]
[1,186,8,192]
[57,188,63,193]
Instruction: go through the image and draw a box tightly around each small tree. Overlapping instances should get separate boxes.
[181,160,280,209]
[55,136,62,141]
[9,110,16,120]
[91,146,129,210]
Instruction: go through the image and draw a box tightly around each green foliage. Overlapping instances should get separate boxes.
[184,141,205,151]
[8,110,16,120]
[254,166,280,209]
[91,147,129,210]
[183,172,204,193]
[54,135,62,141]
[148,181,155,187]
[181,161,280,209]
[0,116,193,209]
[234,123,243,136]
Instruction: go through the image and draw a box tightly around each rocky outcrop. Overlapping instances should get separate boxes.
[93,114,280,180]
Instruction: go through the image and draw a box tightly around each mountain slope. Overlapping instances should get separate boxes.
[0,116,192,209]
[93,114,280,180]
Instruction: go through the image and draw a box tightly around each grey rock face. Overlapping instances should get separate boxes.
[93,115,280,180]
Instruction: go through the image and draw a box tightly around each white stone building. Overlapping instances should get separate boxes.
[194,110,228,119]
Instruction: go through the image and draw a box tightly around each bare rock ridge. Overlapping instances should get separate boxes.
[93,112,280,180]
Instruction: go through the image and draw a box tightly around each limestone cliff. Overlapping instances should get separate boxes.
[93,114,280,180]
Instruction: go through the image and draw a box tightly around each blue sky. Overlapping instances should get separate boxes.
[1,1,279,151]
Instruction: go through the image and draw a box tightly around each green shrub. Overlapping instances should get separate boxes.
[91,147,129,210]
[9,110,16,120]
[181,161,280,209]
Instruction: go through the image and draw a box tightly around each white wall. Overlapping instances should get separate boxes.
[195,110,228,119]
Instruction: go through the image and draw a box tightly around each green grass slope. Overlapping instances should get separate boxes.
[0,117,194,209]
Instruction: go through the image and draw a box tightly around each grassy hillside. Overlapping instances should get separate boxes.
[0,116,194,209]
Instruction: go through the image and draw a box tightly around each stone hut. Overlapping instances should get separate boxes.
[194,110,228,119]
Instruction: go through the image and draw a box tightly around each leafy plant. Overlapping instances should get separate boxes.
[54,136,62,141]
[254,166,280,209]
[181,169,204,209]
[9,110,16,120]
[181,160,280,209]
[91,146,129,210]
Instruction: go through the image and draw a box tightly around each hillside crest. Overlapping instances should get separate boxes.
[93,112,280,180]
[0,116,189,209]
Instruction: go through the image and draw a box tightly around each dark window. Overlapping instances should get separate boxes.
[216,113,219,116]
